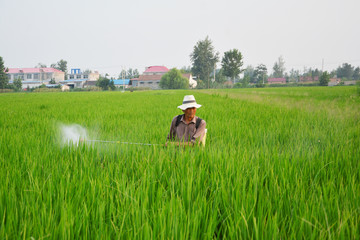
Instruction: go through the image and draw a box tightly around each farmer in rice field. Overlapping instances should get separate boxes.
[166,95,206,146]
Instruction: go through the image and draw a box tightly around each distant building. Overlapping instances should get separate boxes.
[183,73,197,88]
[113,79,130,89]
[131,66,197,89]
[67,68,99,81]
[60,79,88,88]
[299,76,319,83]
[131,66,169,90]
[62,68,100,89]
[268,78,286,84]
[224,80,234,87]
[344,80,357,86]
[61,85,70,92]
[7,68,64,88]
[328,78,341,86]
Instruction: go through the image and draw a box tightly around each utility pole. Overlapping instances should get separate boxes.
[121,66,126,92]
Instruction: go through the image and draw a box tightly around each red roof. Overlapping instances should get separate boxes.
[7,68,64,74]
[144,66,169,73]
[268,78,286,82]
[299,76,319,81]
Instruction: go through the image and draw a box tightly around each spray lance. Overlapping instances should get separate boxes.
[60,124,206,147]
[60,124,161,147]
[82,139,160,146]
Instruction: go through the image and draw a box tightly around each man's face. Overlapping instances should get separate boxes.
[182,107,197,121]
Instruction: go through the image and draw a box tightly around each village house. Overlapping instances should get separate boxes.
[299,76,319,83]
[224,80,234,87]
[328,78,341,86]
[62,68,100,89]
[267,78,286,84]
[7,68,65,88]
[131,66,169,90]
[183,73,197,88]
[131,66,197,89]
[61,85,70,92]
[67,68,100,81]
[113,79,130,89]
[344,80,357,86]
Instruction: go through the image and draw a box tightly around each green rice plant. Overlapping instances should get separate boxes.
[0,87,359,239]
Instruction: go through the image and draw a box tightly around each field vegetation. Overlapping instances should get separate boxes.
[0,86,359,239]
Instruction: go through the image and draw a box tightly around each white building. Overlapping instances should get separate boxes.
[67,68,100,81]
[62,68,100,89]
[7,68,65,89]
[183,73,197,88]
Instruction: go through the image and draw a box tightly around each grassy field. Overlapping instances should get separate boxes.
[0,86,359,239]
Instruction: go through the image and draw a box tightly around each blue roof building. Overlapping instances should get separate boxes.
[112,79,130,85]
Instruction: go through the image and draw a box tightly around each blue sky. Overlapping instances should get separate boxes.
[1,0,359,76]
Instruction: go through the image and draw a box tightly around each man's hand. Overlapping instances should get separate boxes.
[164,141,195,147]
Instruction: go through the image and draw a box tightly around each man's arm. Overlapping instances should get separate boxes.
[167,116,177,141]
[191,119,206,144]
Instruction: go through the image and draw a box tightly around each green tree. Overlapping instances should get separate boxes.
[128,68,139,79]
[119,69,127,79]
[109,80,116,90]
[254,64,268,84]
[0,56,9,89]
[272,56,286,78]
[51,59,68,79]
[330,70,337,78]
[312,68,321,78]
[180,66,192,74]
[288,68,300,83]
[243,65,256,83]
[118,68,139,79]
[190,36,219,88]
[127,69,134,79]
[96,76,110,90]
[320,71,330,86]
[13,78,22,91]
[337,63,354,79]
[234,75,250,88]
[215,69,227,84]
[353,67,360,80]
[221,49,244,84]
[160,68,188,89]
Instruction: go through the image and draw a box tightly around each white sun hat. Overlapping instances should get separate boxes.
[177,95,202,110]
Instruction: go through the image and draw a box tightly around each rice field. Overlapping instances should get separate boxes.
[0,86,359,239]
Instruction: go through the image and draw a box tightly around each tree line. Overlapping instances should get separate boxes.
[160,36,359,89]
[185,36,360,89]
[160,36,245,89]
